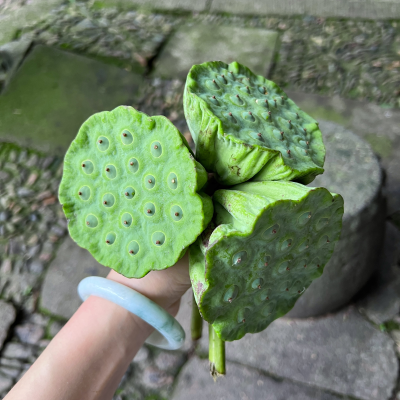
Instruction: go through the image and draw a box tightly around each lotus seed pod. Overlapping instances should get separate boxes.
[59,106,213,278]
[184,61,325,185]
[189,181,343,341]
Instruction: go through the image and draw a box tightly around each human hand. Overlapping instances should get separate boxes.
[107,251,191,316]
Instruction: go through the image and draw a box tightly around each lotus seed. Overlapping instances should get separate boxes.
[78,192,82,195]
[106,168,110,172]
[82,163,85,167]
[106,240,110,244]
[103,201,107,205]
[156,240,160,244]
[154,145,158,149]
[129,250,134,254]
[172,179,175,183]
[99,140,102,143]
[123,133,127,137]
[86,221,90,225]
[175,212,179,216]
[147,209,151,213]
[124,221,128,225]
[125,192,128,196]
[258,133,262,137]
[229,112,232,116]
[130,161,134,165]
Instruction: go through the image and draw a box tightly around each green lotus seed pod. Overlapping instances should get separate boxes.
[184,61,325,185]
[189,181,343,341]
[59,106,213,278]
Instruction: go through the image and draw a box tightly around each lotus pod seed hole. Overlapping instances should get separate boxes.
[318,235,330,247]
[105,232,116,246]
[78,186,91,201]
[251,278,264,290]
[124,187,135,199]
[277,261,291,274]
[85,214,98,228]
[151,141,162,158]
[298,212,311,226]
[263,224,280,240]
[262,302,275,317]
[237,308,250,324]
[97,136,109,151]
[316,217,330,231]
[145,175,156,189]
[223,285,239,303]
[81,160,94,174]
[104,165,117,179]
[232,251,247,267]
[261,255,271,268]
[281,239,293,251]
[152,232,165,247]
[168,173,178,190]
[121,213,133,227]
[128,158,139,174]
[121,130,133,145]
[102,193,115,208]
[171,205,183,221]
[128,241,139,256]
[144,202,155,217]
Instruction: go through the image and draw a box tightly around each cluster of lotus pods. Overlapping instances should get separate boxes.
[59,61,344,378]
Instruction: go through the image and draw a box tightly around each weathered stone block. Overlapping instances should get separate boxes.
[154,24,279,79]
[0,301,16,350]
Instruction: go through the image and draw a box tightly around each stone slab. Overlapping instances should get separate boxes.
[0,300,16,350]
[153,24,279,79]
[40,236,109,320]
[199,308,397,400]
[0,45,145,155]
[0,0,63,45]
[357,222,400,324]
[93,0,208,12]
[210,0,400,20]
[172,357,342,400]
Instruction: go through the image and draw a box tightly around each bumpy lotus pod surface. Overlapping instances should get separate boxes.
[189,181,343,341]
[184,61,325,185]
[59,106,213,278]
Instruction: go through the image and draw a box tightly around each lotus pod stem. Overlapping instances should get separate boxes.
[209,324,225,379]
[191,292,203,341]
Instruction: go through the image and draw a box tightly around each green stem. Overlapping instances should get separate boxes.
[191,292,203,341]
[209,324,225,379]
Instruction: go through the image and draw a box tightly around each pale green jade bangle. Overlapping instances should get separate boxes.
[77,276,185,350]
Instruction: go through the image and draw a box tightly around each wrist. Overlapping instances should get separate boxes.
[106,252,191,316]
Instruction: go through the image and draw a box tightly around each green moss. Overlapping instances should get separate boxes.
[364,133,393,159]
